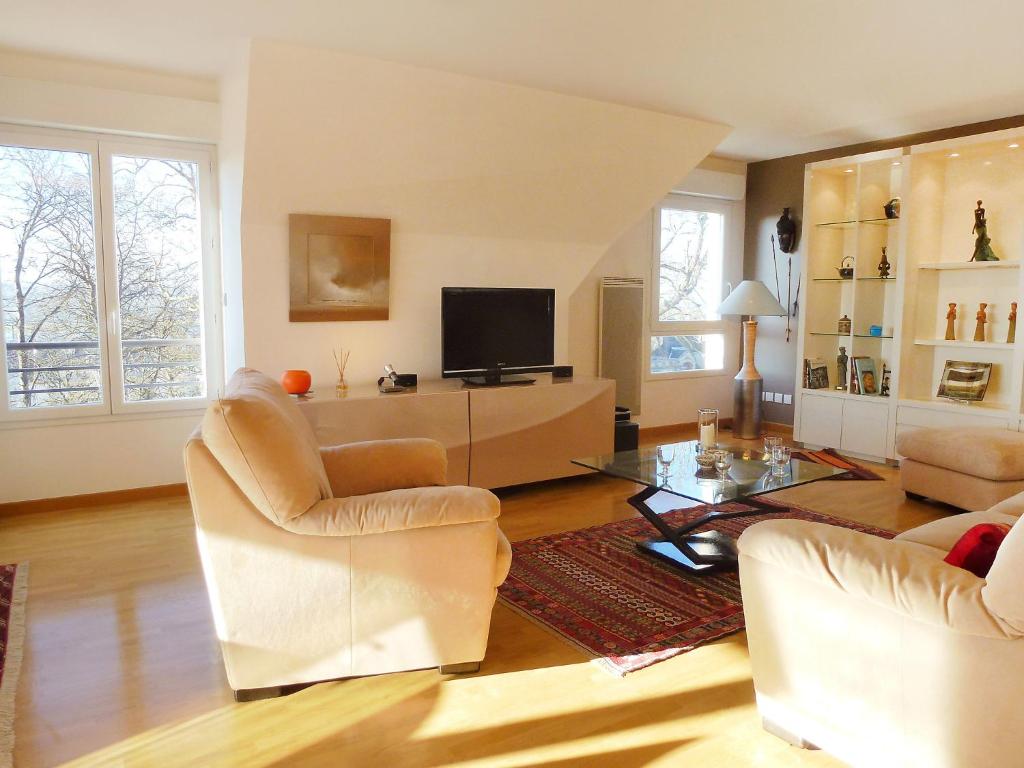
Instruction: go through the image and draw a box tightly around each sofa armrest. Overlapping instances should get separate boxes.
[319,438,447,497]
[738,519,1018,639]
[281,485,500,537]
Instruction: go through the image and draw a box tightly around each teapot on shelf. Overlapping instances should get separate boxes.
[836,256,854,279]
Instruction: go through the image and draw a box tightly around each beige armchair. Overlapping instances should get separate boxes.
[184,369,511,699]
[738,493,1024,767]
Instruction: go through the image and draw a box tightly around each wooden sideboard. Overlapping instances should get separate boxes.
[298,374,615,489]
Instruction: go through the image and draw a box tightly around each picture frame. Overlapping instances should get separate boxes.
[289,214,391,322]
[805,358,829,389]
[853,357,879,395]
[936,360,993,403]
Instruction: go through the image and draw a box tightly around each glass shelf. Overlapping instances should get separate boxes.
[815,217,900,229]
[810,332,852,337]
[854,333,893,339]
[811,276,895,282]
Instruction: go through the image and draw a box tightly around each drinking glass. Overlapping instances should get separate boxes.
[713,449,733,480]
[657,444,677,477]
[772,445,792,477]
[763,435,783,463]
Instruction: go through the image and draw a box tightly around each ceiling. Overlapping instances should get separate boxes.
[4,0,1024,160]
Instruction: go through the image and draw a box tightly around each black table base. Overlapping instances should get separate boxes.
[628,485,776,574]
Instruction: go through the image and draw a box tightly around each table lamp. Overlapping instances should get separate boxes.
[718,280,787,439]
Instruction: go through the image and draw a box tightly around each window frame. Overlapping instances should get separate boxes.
[647,193,737,381]
[0,124,222,424]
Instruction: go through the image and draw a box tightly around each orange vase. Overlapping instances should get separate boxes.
[281,369,312,395]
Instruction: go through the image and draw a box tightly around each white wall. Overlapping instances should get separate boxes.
[0,48,218,142]
[232,41,730,389]
[568,161,747,427]
[0,50,220,502]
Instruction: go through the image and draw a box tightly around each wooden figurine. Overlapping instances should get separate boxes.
[1009,302,1018,344]
[836,346,849,391]
[945,303,957,341]
[878,246,891,278]
[974,303,988,342]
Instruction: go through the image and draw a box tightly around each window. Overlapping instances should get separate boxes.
[649,195,731,377]
[0,128,220,420]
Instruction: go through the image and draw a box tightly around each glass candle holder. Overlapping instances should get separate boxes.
[697,408,719,452]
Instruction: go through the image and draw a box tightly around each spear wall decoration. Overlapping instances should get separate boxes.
[785,251,793,342]
[770,235,782,303]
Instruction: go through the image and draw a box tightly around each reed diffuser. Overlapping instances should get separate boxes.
[332,345,350,397]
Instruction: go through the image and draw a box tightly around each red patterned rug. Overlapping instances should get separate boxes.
[1,563,28,767]
[790,448,884,480]
[498,501,893,675]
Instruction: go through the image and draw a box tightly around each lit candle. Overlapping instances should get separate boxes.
[700,423,716,449]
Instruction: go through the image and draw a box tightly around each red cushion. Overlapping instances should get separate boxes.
[944,523,1012,578]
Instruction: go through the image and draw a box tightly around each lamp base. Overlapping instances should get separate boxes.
[733,377,763,439]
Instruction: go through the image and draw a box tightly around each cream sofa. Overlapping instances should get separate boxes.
[185,368,512,699]
[738,493,1024,767]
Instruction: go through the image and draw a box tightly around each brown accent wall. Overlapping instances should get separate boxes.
[744,115,1024,425]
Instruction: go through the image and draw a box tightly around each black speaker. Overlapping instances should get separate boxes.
[551,365,574,378]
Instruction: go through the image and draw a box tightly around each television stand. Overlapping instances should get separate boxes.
[461,374,536,387]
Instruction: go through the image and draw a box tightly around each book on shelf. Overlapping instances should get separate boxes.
[804,358,829,389]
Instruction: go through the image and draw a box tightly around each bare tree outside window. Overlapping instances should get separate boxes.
[112,156,205,402]
[657,208,723,322]
[0,147,102,408]
[0,143,209,411]
[650,205,726,375]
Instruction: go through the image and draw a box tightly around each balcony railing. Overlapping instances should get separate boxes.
[5,339,201,398]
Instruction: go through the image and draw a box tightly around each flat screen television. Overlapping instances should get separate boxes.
[442,287,555,386]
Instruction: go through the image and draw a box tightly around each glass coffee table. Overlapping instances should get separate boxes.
[572,441,844,574]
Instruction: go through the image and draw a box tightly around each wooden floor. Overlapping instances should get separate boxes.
[1,428,951,768]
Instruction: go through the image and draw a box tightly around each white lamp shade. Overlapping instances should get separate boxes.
[718,280,786,317]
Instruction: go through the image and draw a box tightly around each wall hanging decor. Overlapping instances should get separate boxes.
[289,214,391,321]
[776,208,797,253]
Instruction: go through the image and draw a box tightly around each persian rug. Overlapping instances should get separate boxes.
[790,447,884,480]
[498,501,893,675]
[0,564,28,768]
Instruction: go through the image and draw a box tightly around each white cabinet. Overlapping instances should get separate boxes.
[841,398,889,458]
[797,392,890,460]
[798,393,843,448]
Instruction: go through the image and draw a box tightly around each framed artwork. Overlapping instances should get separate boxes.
[289,214,391,321]
[805,358,829,389]
[854,357,878,395]
[936,360,993,402]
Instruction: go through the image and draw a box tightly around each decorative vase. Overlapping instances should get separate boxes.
[281,369,312,395]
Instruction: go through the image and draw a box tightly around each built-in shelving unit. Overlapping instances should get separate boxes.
[794,126,1024,460]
